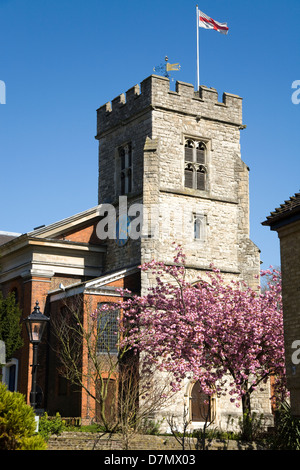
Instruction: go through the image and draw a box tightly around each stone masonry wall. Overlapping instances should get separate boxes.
[47,431,266,451]
[140,75,260,288]
[96,85,152,273]
[277,220,300,416]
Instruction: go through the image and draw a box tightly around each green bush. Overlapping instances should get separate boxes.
[0,383,47,450]
[0,291,23,361]
[141,418,163,435]
[238,412,265,441]
[38,412,66,441]
[76,423,105,433]
[270,401,300,450]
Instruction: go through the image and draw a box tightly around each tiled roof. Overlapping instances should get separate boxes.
[262,192,300,227]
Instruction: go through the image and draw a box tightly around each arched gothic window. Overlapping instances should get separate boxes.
[194,214,207,240]
[119,144,132,195]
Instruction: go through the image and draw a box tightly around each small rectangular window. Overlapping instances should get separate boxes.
[8,365,16,392]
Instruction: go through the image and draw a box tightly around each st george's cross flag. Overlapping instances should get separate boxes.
[198,10,229,35]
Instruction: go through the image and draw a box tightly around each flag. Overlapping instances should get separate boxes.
[166,62,181,72]
[198,10,229,35]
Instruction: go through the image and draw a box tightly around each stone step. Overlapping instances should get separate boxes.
[46,432,265,451]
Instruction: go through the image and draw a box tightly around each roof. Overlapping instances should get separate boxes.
[48,265,140,301]
[0,231,21,246]
[0,205,103,253]
[26,205,101,238]
[262,192,300,229]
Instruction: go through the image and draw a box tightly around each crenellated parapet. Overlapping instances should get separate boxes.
[96,75,243,138]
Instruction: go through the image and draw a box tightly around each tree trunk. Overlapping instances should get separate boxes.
[241,391,252,441]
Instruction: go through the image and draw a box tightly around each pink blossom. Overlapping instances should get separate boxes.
[99,247,287,414]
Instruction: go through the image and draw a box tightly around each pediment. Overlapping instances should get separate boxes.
[27,205,103,242]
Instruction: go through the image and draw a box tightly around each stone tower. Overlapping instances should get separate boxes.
[95,74,260,290]
[96,75,270,431]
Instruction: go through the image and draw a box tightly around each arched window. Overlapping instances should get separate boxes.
[194,214,207,240]
[184,140,194,162]
[184,164,194,189]
[196,141,206,163]
[196,167,206,191]
[184,139,207,191]
[97,303,119,354]
[119,143,132,195]
[190,381,212,422]
[2,358,19,392]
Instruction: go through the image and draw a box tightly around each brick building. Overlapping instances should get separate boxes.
[263,192,300,417]
[1,75,274,430]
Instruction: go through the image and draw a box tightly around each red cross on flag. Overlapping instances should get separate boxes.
[198,10,229,35]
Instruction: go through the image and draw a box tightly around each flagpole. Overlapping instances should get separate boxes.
[196,5,200,91]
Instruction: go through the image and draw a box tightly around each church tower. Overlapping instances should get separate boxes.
[95,75,260,290]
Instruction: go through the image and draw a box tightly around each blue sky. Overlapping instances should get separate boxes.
[0,0,299,269]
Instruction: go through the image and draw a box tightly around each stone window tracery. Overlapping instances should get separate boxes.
[184,139,207,191]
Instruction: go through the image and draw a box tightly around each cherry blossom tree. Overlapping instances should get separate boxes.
[117,248,287,437]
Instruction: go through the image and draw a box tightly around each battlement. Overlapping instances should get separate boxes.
[96,75,243,137]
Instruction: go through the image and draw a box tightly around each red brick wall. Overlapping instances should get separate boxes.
[56,221,101,245]
[1,275,51,404]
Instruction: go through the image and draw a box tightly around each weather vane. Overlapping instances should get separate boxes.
[153,56,181,79]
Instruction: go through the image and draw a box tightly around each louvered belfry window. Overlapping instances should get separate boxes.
[184,139,207,191]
